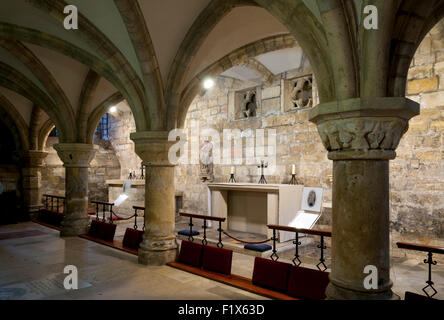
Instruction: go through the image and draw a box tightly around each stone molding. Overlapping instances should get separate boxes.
[130,131,176,167]
[17,150,48,167]
[309,98,420,160]
[53,143,97,168]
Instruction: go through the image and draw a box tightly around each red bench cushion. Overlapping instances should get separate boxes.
[178,240,204,267]
[202,245,233,275]
[252,257,291,292]
[287,265,329,300]
[98,222,116,241]
[404,291,435,301]
[88,220,102,238]
[122,228,144,249]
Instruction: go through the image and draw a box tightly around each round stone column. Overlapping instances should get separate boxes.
[309,97,419,300]
[131,131,178,266]
[53,143,97,237]
[18,150,48,218]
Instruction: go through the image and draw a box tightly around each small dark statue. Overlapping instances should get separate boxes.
[243,91,257,118]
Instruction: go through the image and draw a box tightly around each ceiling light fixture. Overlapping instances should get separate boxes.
[203,78,215,89]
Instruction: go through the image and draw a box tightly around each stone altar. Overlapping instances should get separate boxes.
[207,183,305,241]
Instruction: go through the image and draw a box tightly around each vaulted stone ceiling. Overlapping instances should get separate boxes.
[0,0,442,148]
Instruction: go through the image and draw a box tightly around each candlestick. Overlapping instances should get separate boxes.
[230,166,235,175]
[292,164,296,175]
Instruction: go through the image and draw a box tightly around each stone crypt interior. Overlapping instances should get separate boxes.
[0,0,443,301]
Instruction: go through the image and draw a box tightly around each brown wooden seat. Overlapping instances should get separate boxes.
[79,234,138,256]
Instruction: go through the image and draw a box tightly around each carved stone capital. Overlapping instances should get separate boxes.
[17,150,48,167]
[309,98,419,160]
[130,131,176,167]
[53,143,97,168]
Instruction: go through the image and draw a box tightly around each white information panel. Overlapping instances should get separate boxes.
[289,211,321,229]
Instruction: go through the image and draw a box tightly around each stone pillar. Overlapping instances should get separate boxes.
[309,97,419,300]
[53,143,97,237]
[18,150,48,217]
[131,131,178,265]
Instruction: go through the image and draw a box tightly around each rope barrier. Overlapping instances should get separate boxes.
[110,211,137,221]
[222,231,272,244]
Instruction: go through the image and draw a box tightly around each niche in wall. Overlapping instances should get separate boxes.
[228,86,262,120]
[282,75,313,112]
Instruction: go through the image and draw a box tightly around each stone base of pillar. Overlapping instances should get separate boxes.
[138,237,178,266]
[60,216,90,237]
[26,204,43,219]
[326,283,400,300]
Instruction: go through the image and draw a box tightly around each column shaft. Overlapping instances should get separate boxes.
[53,143,97,237]
[131,131,178,266]
[326,159,393,299]
[309,97,419,300]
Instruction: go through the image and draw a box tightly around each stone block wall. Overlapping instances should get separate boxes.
[98,27,443,242]
[390,26,444,240]
[0,164,20,192]
[41,137,121,202]
[176,74,331,215]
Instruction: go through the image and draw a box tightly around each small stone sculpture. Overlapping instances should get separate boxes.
[243,90,257,118]
[291,77,313,109]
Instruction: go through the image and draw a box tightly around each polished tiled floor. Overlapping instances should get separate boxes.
[0,222,443,300]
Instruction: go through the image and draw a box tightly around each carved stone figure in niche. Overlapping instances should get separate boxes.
[199,140,214,182]
[307,190,316,207]
[243,90,257,118]
[291,77,313,109]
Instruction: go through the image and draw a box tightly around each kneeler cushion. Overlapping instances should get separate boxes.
[244,243,272,252]
[252,257,291,292]
[287,265,329,300]
[202,245,233,275]
[178,230,200,236]
[404,291,435,301]
[122,228,144,249]
[178,240,204,267]
[88,220,102,238]
[39,209,51,223]
[98,222,117,241]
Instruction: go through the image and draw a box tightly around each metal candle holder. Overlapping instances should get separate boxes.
[257,160,268,184]
[228,173,236,183]
[289,174,297,185]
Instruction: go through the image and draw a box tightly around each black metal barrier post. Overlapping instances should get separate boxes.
[292,232,301,266]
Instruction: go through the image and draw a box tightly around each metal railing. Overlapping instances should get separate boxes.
[91,200,114,223]
[43,194,65,213]
[267,224,332,271]
[179,212,226,247]
[397,241,444,298]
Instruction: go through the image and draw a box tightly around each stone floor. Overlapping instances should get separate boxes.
[1,221,443,300]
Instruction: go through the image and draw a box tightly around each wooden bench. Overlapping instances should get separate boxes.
[167,261,297,300]
[79,234,138,256]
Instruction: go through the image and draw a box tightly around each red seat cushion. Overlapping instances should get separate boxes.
[178,240,204,267]
[88,211,96,216]
[202,245,233,275]
[404,291,435,301]
[98,222,116,241]
[122,228,144,249]
[287,265,329,300]
[252,257,291,292]
[88,220,102,238]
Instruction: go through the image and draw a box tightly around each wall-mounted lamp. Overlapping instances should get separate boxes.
[203,78,215,89]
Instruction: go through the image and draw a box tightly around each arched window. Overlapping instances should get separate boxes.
[95,113,110,140]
